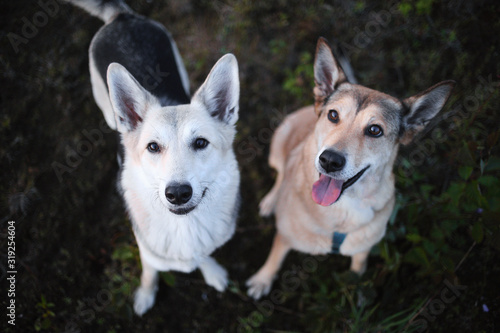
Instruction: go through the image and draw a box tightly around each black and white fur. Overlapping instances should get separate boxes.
[67,0,240,316]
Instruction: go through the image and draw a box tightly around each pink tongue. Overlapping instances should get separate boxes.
[312,175,344,206]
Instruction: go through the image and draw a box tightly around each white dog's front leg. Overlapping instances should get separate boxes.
[134,259,159,316]
[199,256,228,292]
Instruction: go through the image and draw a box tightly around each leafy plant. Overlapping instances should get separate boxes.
[283,52,314,104]
[34,295,55,331]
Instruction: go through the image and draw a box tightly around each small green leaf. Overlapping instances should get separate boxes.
[422,240,437,259]
[379,241,390,262]
[416,0,434,15]
[465,181,484,207]
[420,184,435,198]
[458,166,473,180]
[160,272,176,287]
[446,182,466,206]
[485,156,500,172]
[41,317,52,329]
[478,175,498,186]
[406,233,422,243]
[471,221,484,243]
[415,247,430,267]
[398,2,412,17]
[112,245,135,261]
[405,247,430,268]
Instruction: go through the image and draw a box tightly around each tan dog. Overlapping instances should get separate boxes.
[246,38,454,299]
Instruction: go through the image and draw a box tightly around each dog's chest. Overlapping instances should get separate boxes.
[122,180,237,271]
[276,190,375,254]
[326,196,375,232]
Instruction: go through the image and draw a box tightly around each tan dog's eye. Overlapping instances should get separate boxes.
[366,125,383,137]
[327,109,339,123]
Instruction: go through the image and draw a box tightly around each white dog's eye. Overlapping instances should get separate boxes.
[193,138,209,150]
[366,125,383,137]
[147,142,161,153]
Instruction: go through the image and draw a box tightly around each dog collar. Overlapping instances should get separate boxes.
[331,231,347,254]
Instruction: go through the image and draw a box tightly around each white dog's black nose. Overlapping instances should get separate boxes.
[165,183,193,205]
[319,150,346,173]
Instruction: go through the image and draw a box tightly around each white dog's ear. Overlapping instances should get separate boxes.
[400,80,455,145]
[192,54,240,126]
[107,63,156,133]
[313,37,347,111]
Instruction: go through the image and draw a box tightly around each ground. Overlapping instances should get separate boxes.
[1,0,499,332]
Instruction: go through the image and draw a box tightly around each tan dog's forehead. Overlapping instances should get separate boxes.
[321,84,403,138]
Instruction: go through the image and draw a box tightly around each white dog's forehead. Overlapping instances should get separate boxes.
[137,106,180,143]
[139,104,220,146]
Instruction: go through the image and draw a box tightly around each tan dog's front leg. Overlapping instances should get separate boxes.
[350,250,370,275]
[341,197,394,274]
[246,233,291,299]
[259,172,284,217]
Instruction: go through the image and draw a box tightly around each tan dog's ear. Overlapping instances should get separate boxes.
[313,37,347,114]
[400,80,455,145]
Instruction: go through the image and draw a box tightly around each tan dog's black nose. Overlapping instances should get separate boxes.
[165,183,193,205]
[319,150,346,173]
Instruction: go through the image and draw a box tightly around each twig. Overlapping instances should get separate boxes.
[401,241,477,332]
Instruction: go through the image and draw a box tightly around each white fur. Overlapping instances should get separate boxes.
[71,0,241,316]
[89,52,117,129]
[109,55,240,316]
[169,36,190,98]
[66,0,132,23]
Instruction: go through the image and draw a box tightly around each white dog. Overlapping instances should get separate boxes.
[68,0,240,315]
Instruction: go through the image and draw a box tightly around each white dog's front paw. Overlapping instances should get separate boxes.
[133,287,157,316]
[204,264,228,292]
[246,273,273,300]
[200,257,228,292]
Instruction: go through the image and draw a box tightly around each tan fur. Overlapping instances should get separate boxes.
[249,96,397,298]
[247,38,454,299]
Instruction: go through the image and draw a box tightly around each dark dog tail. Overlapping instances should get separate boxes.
[66,0,132,23]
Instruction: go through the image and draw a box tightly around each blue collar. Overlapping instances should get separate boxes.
[331,232,347,254]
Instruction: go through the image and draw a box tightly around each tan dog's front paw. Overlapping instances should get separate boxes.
[246,273,273,300]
